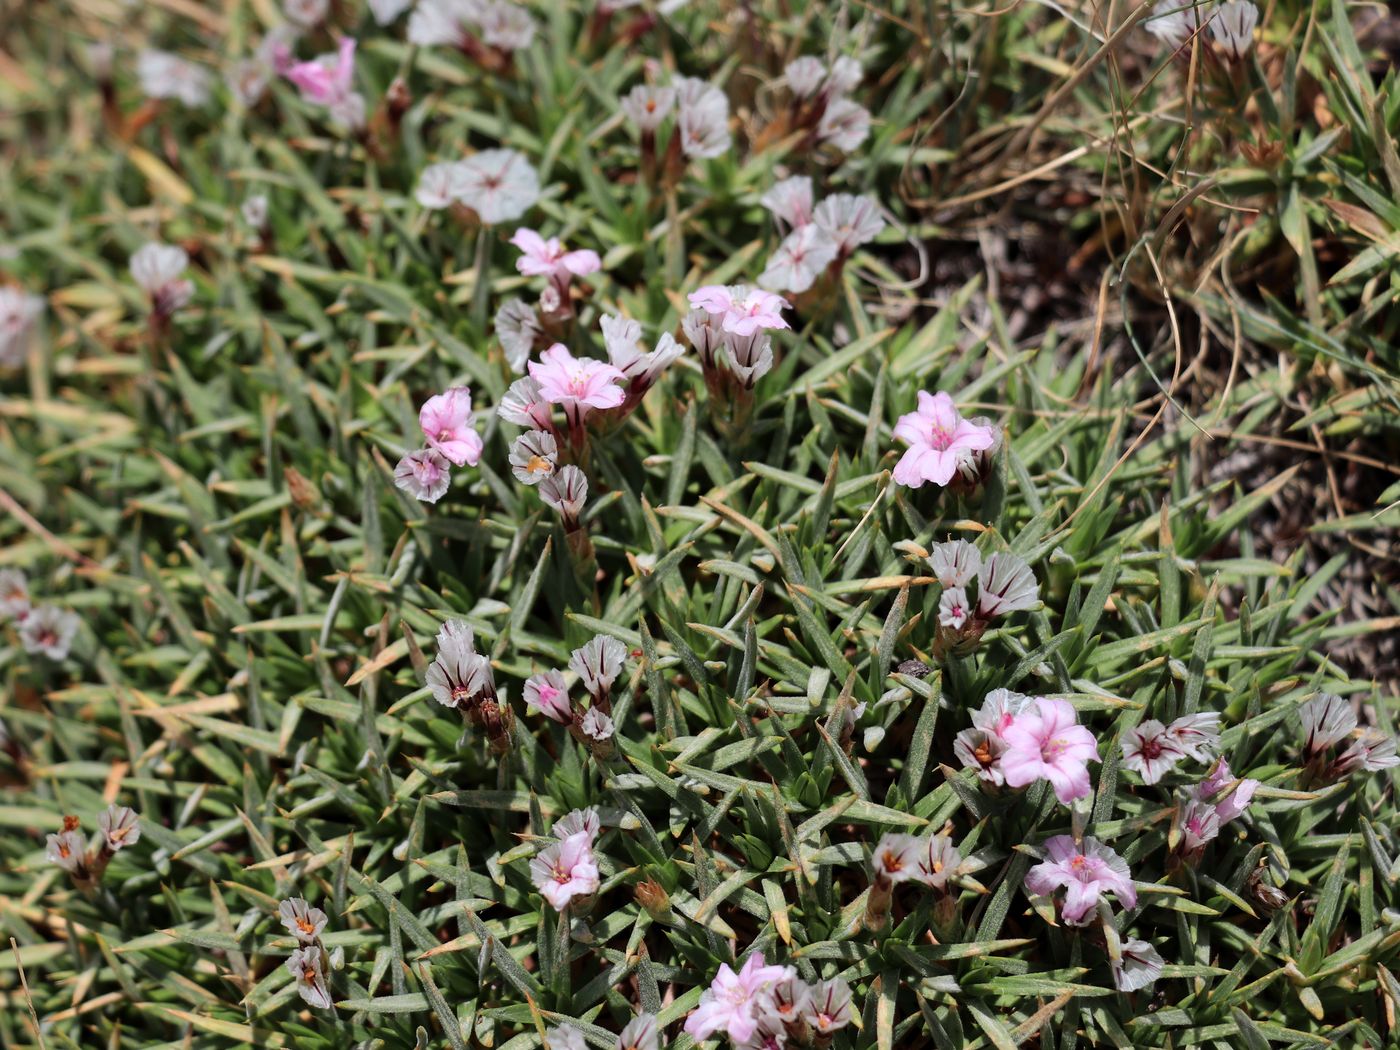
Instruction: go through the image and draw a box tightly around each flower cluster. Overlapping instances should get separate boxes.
[684,952,853,1049]
[1146,0,1260,63]
[921,541,1037,656]
[781,54,872,152]
[1178,757,1259,855]
[279,897,335,1011]
[408,0,536,69]
[758,177,886,294]
[620,74,731,183]
[1,569,80,661]
[529,806,602,912]
[46,805,142,888]
[1297,692,1399,784]
[680,285,789,429]
[956,693,1099,804]
[394,387,482,504]
[1120,711,1221,784]
[509,227,601,321]
[864,830,962,930]
[423,619,513,753]
[524,633,627,757]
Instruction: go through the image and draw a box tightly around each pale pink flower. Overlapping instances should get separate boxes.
[130,242,194,317]
[393,448,452,503]
[286,945,334,1009]
[824,56,864,97]
[688,284,789,337]
[816,97,870,151]
[407,0,484,48]
[1111,938,1163,992]
[673,76,730,159]
[1145,0,1205,49]
[508,430,558,485]
[369,0,415,25]
[1000,698,1099,805]
[1163,711,1220,762]
[616,1013,660,1050]
[99,804,141,852]
[813,193,886,256]
[495,297,543,372]
[620,84,675,132]
[497,376,556,430]
[892,391,997,489]
[554,807,600,844]
[452,149,540,225]
[425,620,490,709]
[569,634,627,701]
[724,332,774,388]
[927,539,981,588]
[0,569,29,620]
[530,831,599,910]
[1209,0,1258,60]
[684,953,790,1043]
[581,707,615,741]
[759,225,838,294]
[917,833,960,889]
[46,826,88,874]
[137,49,211,107]
[1025,835,1136,926]
[784,57,826,99]
[539,465,588,528]
[546,1026,587,1050]
[1180,796,1220,851]
[279,897,328,944]
[476,1,536,50]
[802,978,853,1036]
[510,228,601,280]
[1334,733,1400,775]
[285,37,364,130]
[417,387,483,467]
[20,605,79,660]
[760,176,814,229]
[937,587,970,630]
[1196,758,1258,823]
[1299,693,1355,756]
[976,552,1040,617]
[0,287,44,368]
[528,344,627,428]
[524,669,571,722]
[1120,719,1185,785]
[870,832,924,884]
[416,162,461,210]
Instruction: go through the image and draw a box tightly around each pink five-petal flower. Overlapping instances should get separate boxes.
[529,831,599,911]
[687,284,790,337]
[1025,835,1136,926]
[528,344,627,421]
[1000,698,1099,805]
[510,228,601,279]
[892,390,998,489]
[419,386,483,467]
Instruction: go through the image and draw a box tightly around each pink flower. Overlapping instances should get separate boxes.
[1195,758,1258,824]
[393,448,452,503]
[1163,712,1220,762]
[418,386,483,467]
[1000,698,1099,805]
[687,284,790,337]
[529,831,599,911]
[523,669,571,723]
[683,953,791,1044]
[937,587,970,629]
[1025,835,1136,926]
[892,391,998,489]
[527,344,627,428]
[284,37,364,128]
[954,689,1034,785]
[1119,719,1185,785]
[510,228,601,280]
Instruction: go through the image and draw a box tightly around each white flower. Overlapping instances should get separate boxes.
[824,56,864,97]
[760,176,814,229]
[601,314,645,371]
[98,805,141,852]
[425,620,489,709]
[508,430,558,485]
[408,0,482,47]
[546,1026,588,1050]
[495,297,543,372]
[723,332,774,388]
[869,832,923,884]
[803,978,853,1036]
[279,897,328,944]
[554,807,601,844]
[1145,0,1207,49]
[20,605,79,660]
[758,224,838,294]
[816,98,870,151]
[1111,938,1164,992]
[1299,693,1356,756]
[1120,719,1185,785]
[286,945,334,1010]
[46,825,88,874]
[368,0,415,24]
[283,0,329,27]
[452,149,540,224]
[497,376,554,430]
[976,552,1039,618]
[621,84,676,132]
[540,464,589,525]
[927,540,981,588]
[570,635,627,700]
[130,241,194,316]
[813,193,886,255]
[417,162,462,210]
[581,706,615,741]
[1163,712,1220,762]
[674,76,730,158]
[137,49,211,107]
[241,195,269,229]
[0,568,30,619]
[0,287,44,367]
[937,587,971,630]
[917,833,960,889]
[1334,733,1400,775]
[1209,0,1257,59]
[616,1013,660,1050]
[477,1,536,50]
[784,56,825,99]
